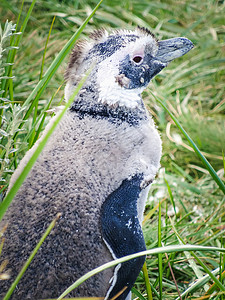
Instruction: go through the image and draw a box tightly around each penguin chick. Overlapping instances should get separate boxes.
[0,27,193,300]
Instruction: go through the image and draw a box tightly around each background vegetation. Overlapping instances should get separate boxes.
[0,0,224,299]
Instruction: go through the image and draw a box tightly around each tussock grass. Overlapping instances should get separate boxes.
[0,0,224,299]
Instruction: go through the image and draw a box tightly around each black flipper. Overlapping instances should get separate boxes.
[101,174,146,300]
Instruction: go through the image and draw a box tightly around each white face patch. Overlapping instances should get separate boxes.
[96,35,158,109]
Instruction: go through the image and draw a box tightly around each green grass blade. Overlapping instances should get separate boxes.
[142,261,153,300]
[31,85,64,147]
[164,178,177,220]
[191,252,225,292]
[0,2,23,93]
[29,15,56,148]
[206,270,225,296]
[151,92,225,194]
[0,236,5,257]
[131,287,147,300]
[0,72,89,221]
[175,267,221,300]
[223,151,225,174]
[158,200,163,300]
[39,16,56,81]
[148,282,160,299]
[57,245,225,300]
[3,213,61,300]
[1,0,37,97]
[29,96,39,148]
[170,219,225,294]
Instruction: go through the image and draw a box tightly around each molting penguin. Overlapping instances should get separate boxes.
[0,27,193,299]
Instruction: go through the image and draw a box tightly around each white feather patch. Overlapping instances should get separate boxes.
[96,35,158,109]
[103,238,122,300]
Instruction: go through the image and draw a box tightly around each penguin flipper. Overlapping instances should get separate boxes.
[101,174,146,300]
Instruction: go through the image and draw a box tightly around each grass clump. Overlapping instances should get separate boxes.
[0,0,224,299]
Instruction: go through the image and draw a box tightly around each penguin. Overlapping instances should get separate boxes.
[0,27,193,299]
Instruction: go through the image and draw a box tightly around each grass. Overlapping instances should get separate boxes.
[0,0,224,299]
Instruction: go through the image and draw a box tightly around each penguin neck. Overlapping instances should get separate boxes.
[70,83,149,126]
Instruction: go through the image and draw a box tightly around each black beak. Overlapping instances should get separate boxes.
[155,37,194,64]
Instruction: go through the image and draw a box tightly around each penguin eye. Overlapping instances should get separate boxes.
[132,55,143,64]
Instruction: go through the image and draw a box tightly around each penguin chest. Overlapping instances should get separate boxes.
[107,119,162,184]
[112,120,162,220]
[60,112,162,198]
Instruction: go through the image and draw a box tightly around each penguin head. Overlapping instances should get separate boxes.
[65,27,193,108]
